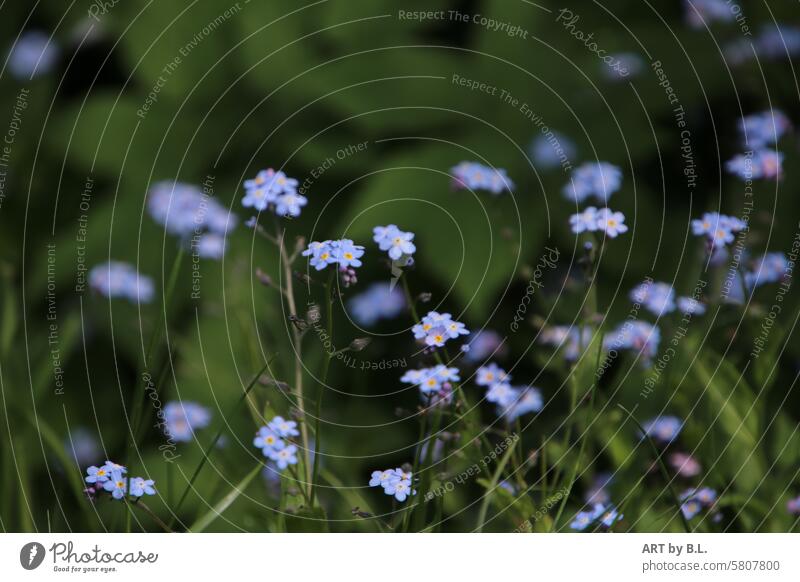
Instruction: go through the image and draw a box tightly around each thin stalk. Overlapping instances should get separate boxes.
[275,223,312,494]
[127,499,174,533]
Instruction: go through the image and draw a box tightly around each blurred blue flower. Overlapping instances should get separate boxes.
[739,110,792,148]
[460,330,505,363]
[563,162,622,203]
[348,283,405,326]
[66,428,101,467]
[89,262,154,304]
[8,30,59,79]
[500,386,543,422]
[726,149,783,180]
[684,0,735,29]
[642,416,683,445]
[164,401,212,443]
[148,181,236,237]
[529,131,576,170]
[451,161,514,194]
[274,192,307,217]
[630,281,676,316]
[677,296,706,316]
[476,363,510,387]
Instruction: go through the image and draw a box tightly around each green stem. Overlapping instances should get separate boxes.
[275,222,312,495]
[127,499,174,533]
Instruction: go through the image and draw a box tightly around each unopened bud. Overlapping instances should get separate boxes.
[349,337,371,352]
[306,304,321,324]
[255,268,272,286]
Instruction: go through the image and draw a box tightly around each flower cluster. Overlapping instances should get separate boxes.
[84,461,155,501]
[569,206,628,238]
[630,280,707,317]
[570,503,623,531]
[253,416,300,470]
[563,162,623,204]
[400,365,460,406]
[788,495,800,515]
[303,239,365,271]
[450,161,514,194]
[725,24,800,65]
[373,224,416,261]
[680,487,718,519]
[725,252,789,304]
[242,168,306,217]
[726,149,783,181]
[641,415,683,445]
[475,363,543,422]
[163,401,211,443]
[691,212,746,248]
[369,467,415,502]
[739,109,791,148]
[148,180,237,259]
[412,311,470,348]
[604,321,661,362]
[302,239,365,286]
[684,0,735,28]
[348,282,406,326]
[89,261,155,304]
[725,108,788,181]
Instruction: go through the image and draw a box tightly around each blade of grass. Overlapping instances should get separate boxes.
[169,359,273,527]
[188,462,262,532]
[475,437,518,532]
